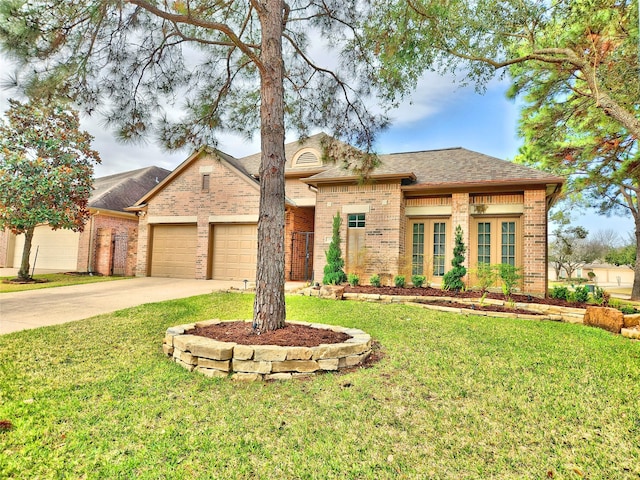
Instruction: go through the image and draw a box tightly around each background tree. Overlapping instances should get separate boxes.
[323,213,347,285]
[548,224,595,280]
[442,225,466,291]
[358,0,639,298]
[0,99,100,280]
[0,0,386,332]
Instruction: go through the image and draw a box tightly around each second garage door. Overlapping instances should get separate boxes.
[150,224,197,278]
[212,224,257,281]
[12,226,80,271]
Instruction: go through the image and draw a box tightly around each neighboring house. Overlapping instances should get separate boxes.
[0,166,170,275]
[549,262,634,286]
[128,133,563,296]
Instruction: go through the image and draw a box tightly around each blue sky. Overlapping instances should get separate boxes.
[0,56,634,241]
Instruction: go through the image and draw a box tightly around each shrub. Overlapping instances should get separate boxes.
[323,213,347,285]
[619,304,639,314]
[473,263,497,292]
[394,275,406,288]
[498,263,521,299]
[592,287,609,306]
[370,274,381,287]
[411,275,426,288]
[442,225,466,292]
[549,286,570,301]
[570,285,590,304]
[347,273,359,287]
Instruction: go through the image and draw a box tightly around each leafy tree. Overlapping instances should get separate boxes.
[606,243,636,268]
[358,0,640,298]
[0,0,387,332]
[442,225,466,291]
[323,213,347,285]
[0,99,100,280]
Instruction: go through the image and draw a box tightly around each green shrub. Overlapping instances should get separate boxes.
[549,285,570,300]
[411,275,426,288]
[370,274,381,287]
[394,275,406,288]
[498,263,521,299]
[473,262,497,292]
[592,287,609,306]
[347,273,359,287]
[619,304,639,314]
[570,285,590,304]
[323,213,347,285]
[442,225,466,292]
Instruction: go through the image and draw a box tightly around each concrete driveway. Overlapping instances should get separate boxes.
[0,274,306,335]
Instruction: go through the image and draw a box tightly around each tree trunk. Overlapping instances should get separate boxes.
[631,217,640,301]
[18,227,35,280]
[253,0,286,333]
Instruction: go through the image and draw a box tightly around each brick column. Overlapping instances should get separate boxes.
[523,189,547,296]
[451,192,470,271]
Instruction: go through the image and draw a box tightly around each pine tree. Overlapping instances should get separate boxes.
[323,213,347,285]
[442,225,466,291]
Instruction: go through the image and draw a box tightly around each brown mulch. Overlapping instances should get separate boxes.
[344,285,589,308]
[2,277,49,285]
[417,299,543,315]
[188,321,351,347]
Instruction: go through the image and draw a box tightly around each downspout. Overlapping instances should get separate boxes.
[87,211,99,274]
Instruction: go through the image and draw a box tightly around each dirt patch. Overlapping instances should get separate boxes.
[344,285,588,308]
[188,321,351,347]
[2,277,49,285]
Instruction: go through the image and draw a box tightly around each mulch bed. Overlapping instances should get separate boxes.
[344,285,589,309]
[415,299,543,315]
[188,321,350,347]
[2,277,49,285]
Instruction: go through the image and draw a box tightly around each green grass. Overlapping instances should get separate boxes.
[1,293,639,479]
[0,273,131,293]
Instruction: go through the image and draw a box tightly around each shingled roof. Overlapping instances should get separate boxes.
[301,147,564,189]
[91,166,171,213]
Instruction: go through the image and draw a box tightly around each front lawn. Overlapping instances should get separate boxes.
[0,293,638,479]
[0,273,131,293]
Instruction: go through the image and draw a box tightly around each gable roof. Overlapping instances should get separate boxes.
[302,147,564,190]
[91,166,171,213]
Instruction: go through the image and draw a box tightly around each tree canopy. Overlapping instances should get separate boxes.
[0,0,388,330]
[0,99,100,279]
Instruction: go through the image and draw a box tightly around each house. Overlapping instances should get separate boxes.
[128,133,563,296]
[0,166,170,275]
[549,262,634,287]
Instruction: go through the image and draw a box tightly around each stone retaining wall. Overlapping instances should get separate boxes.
[164,320,372,381]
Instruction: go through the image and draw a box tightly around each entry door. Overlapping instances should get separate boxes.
[408,219,449,280]
[471,217,521,268]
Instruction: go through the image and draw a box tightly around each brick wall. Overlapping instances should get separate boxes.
[136,152,261,278]
[0,228,9,267]
[286,206,315,280]
[523,189,548,295]
[314,181,403,284]
[451,192,471,273]
[77,213,138,274]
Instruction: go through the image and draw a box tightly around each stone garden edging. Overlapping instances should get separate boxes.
[302,286,640,339]
[163,319,372,381]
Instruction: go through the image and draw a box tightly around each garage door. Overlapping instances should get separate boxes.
[12,226,80,271]
[150,224,197,278]
[212,224,257,280]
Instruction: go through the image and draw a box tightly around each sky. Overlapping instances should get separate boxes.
[0,54,635,242]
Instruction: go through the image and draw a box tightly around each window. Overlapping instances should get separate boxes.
[201,174,210,192]
[408,219,449,278]
[471,217,521,270]
[348,213,365,228]
[477,222,491,264]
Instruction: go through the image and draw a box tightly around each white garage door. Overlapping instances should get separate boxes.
[212,224,258,281]
[150,224,198,278]
[12,226,80,271]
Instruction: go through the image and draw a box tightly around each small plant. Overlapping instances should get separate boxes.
[370,274,381,287]
[498,263,521,299]
[609,297,622,310]
[592,287,609,306]
[473,262,497,292]
[549,285,570,301]
[394,275,406,288]
[323,212,347,285]
[442,225,466,292]
[619,304,639,314]
[347,273,359,287]
[411,275,426,288]
[570,285,590,304]
[587,271,596,282]
[479,292,487,306]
